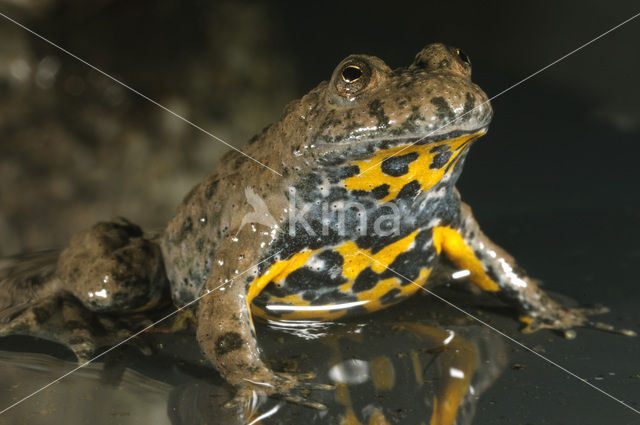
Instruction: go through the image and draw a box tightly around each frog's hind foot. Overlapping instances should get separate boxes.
[226,371,333,411]
[520,304,636,339]
[0,293,154,362]
[0,294,98,361]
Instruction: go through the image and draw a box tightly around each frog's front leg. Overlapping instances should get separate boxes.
[435,203,635,338]
[195,246,331,410]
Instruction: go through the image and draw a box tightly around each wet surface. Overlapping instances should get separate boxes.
[1,1,639,424]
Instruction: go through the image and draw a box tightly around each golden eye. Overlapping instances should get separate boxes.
[456,48,471,65]
[341,65,363,83]
[333,59,372,99]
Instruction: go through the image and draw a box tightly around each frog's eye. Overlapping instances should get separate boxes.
[456,48,471,65]
[341,65,363,83]
[334,59,372,99]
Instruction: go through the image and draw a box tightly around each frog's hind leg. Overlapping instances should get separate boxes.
[435,202,636,338]
[0,251,95,361]
[0,293,156,362]
[0,218,170,361]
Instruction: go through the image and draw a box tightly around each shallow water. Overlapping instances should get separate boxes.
[0,268,637,425]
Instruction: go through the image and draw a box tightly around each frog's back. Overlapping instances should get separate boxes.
[161,170,229,304]
[160,130,291,304]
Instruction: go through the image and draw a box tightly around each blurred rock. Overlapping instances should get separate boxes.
[0,0,296,256]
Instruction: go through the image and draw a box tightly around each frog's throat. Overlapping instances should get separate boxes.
[341,131,484,203]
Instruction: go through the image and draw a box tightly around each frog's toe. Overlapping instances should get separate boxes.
[520,305,636,338]
[577,304,609,316]
[280,394,329,410]
[259,372,333,409]
[226,371,333,411]
[572,305,635,337]
[583,319,636,337]
[275,372,334,391]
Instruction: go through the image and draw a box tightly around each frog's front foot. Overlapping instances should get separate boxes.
[520,304,636,339]
[225,369,333,410]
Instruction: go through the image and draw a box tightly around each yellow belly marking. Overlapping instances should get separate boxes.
[248,230,430,320]
[336,229,420,279]
[342,132,483,202]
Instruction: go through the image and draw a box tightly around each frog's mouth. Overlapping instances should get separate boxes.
[338,130,485,202]
[317,127,487,162]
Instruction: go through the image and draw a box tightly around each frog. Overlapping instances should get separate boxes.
[0,43,635,411]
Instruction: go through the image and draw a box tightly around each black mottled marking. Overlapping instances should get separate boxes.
[371,184,390,200]
[195,238,205,253]
[354,207,408,254]
[310,289,356,306]
[431,97,455,122]
[390,107,424,135]
[429,144,448,153]
[380,288,402,305]
[430,150,452,169]
[178,217,193,241]
[381,152,419,177]
[368,99,390,129]
[463,92,475,115]
[214,332,244,356]
[290,268,339,298]
[205,180,218,200]
[352,267,379,292]
[350,189,370,198]
[395,180,421,200]
[32,306,51,324]
[334,165,360,181]
[294,173,324,203]
[445,149,469,173]
[276,251,346,298]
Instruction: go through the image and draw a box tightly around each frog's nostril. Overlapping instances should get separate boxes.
[342,65,363,83]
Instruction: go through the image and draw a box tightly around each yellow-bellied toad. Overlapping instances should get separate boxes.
[0,44,634,409]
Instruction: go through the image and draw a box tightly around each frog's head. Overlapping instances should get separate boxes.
[279,43,492,199]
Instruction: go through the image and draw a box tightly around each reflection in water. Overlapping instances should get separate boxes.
[167,319,508,425]
[328,359,370,385]
[0,312,507,425]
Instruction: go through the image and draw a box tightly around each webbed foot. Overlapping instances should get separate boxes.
[225,370,333,410]
[520,304,636,339]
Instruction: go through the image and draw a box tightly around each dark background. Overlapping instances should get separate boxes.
[0,1,638,424]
